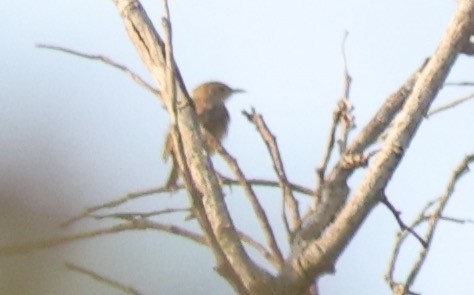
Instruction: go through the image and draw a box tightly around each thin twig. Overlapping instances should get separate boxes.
[36,44,159,97]
[346,59,428,154]
[445,81,474,86]
[380,192,427,248]
[0,219,206,256]
[128,218,207,245]
[437,215,474,224]
[316,108,340,185]
[243,109,302,236]
[404,153,474,290]
[385,153,474,294]
[218,174,314,197]
[237,231,281,269]
[65,262,142,295]
[337,31,354,152]
[91,207,191,220]
[63,175,313,228]
[316,32,354,186]
[207,131,284,268]
[427,91,474,117]
[87,208,281,269]
[0,223,142,255]
[385,201,433,294]
[61,186,175,228]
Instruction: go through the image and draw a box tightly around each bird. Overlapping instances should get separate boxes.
[162,81,244,188]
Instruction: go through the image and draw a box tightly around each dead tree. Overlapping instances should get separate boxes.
[2,1,474,294]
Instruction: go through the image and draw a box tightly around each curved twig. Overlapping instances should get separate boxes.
[218,175,313,197]
[0,219,206,256]
[65,262,143,295]
[207,132,284,268]
[243,109,302,236]
[36,44,159,97]
[386,153,474,294]
[61,186,174,227]
[427,91,474,117]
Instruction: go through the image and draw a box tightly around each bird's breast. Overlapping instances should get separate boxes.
[198,104,230,141]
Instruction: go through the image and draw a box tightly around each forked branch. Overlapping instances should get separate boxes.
[386,153,474,294]
[243,109,302,237]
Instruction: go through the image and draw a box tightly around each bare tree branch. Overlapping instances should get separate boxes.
[0,219,206,255]
[445,81,474,86]
[161,0,179,123]
[31,1,474,294]
[36,44,159,97]
[237,231,281,269]
[218,174,314,197]
[0,223,139,255]
[437,215,474,224]
[316,105,340,184]
[63,174,314,229]
[159,3,257,292]
[337,31,355,152]
[298,58,428,249]
[316,32,354,185]
[65,262,143,295]
[280,2,474,293]
[385,201,434,294]
[90,207,191,220]
[207,132,284,268]
[403,153,474,292]
[113,1,275,292]
[81,209,281,270]
[379,192,427,248]
[427,91,474,117]
[386,153,474,294]
[61,186,173,227]
[243,109,302,236]
[347,58,429,154]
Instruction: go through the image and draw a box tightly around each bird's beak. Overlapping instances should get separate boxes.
[231,88,245,94]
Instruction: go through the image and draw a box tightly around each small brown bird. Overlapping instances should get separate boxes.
[163,81,244,188]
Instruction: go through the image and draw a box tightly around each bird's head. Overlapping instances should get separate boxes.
[193,81,245,102]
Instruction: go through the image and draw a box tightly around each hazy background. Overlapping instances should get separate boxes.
[2,1,474,294]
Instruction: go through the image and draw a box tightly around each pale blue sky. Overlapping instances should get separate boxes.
[2,1,474,294]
